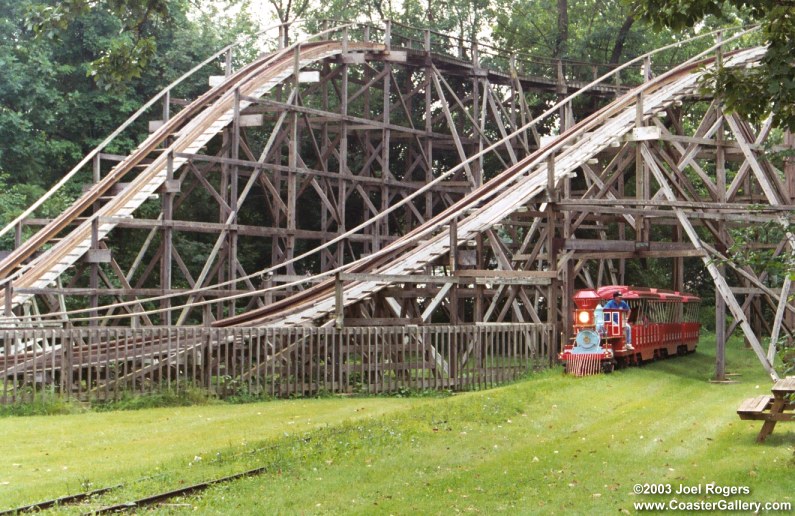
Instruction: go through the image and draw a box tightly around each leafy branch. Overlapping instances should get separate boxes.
[25,0,172,89]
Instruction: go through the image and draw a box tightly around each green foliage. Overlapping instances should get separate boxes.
[780,341,794,376]
[0,0,253,259]
[306,0,491,42]
[89,33,157,89]
[0,393,86,417]
[724,218,793,282]
[628,0,795,130]
[93,384,220,411]
[630,0,725,30]
[493,0,648,63]
[26,0,172,88]
[0,173,75,248]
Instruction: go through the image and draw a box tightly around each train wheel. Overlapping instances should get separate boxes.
[601,361,615,374]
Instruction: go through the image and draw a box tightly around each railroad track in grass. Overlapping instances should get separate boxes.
[91,466,272,513]
[2,430,320,514]
[0,485,122,515]
[0,466,270,514]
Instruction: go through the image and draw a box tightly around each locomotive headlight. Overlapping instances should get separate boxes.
[577,310,591,324]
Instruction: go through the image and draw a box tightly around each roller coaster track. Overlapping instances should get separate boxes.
[219,47,767,328]
[1,21,790,388]
[0,40,383,308]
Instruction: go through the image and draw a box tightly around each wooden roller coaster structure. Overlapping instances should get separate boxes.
[0,21,793,401]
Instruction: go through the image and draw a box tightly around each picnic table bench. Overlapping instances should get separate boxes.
[737,377,795,442]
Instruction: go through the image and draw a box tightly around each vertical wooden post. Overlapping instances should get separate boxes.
[162,89,170,123]
[509,54,518,154]
[471,39,483,187]
[87,152,102,327]
[14,222,21,250]
[379,38,392,251]
[546,196,559,364]
[92,153,101,184]
[715,264,727,381]
[546,153,556,199]
[449,218,458,324]
[320,60,331,271]
[229,88,241,318]
[286,49,300,274]
[89,218,99,327]
[338,50,349,267]
[449,218,458,272]
[634,92,648,243]
[161,151,174,326]
[475,234,484,322]
[4,280,11,317]
[335,272,344,328]
[556,60,568,130]
[563,258,574,345]
[263,273,273,306]
[425,45,435,218]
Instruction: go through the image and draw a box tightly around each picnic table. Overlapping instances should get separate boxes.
[737,377,795,442]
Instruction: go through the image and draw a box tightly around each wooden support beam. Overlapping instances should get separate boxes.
[641,144,778,381]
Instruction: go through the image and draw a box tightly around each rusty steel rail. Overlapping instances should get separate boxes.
[92,467,272,514]
[0,485,122,515]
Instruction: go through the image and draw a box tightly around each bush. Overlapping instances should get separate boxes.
[93,384,219,412]
[0,393,86,417]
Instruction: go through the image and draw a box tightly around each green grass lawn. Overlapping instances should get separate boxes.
[0,397,419,509]
[1,335,793,514]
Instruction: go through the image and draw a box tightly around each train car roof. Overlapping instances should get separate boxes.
[586,285,700,302]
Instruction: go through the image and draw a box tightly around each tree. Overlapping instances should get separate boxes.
[493,0,650,64]
[25,0,175,88]
[627,0,795,130]
[0,0,252,187]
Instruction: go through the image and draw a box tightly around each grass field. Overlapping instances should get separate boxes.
[1,335,793,514]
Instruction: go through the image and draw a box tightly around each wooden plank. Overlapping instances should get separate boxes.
[626,126,661,141]
[772,377,795,395]
[239,114,264,127]
[737,395,773,415]
[339,272,458,284]
[454,270,557,279]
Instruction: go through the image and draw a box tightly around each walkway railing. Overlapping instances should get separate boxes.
[0,323,552,404]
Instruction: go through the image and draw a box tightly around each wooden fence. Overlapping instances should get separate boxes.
[0,323,552,404]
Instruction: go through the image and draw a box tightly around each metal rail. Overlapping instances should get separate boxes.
[91,467,272,514]
[0,485,122,515]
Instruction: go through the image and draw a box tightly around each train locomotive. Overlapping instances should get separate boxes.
[559,286,701,376]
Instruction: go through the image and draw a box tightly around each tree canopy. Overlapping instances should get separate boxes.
[628,0,795,130]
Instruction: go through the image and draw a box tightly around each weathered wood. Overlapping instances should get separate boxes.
[737,395,772,418]
[0,324,550,401]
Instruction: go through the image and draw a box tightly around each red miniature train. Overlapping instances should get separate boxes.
[559,286,701,376]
